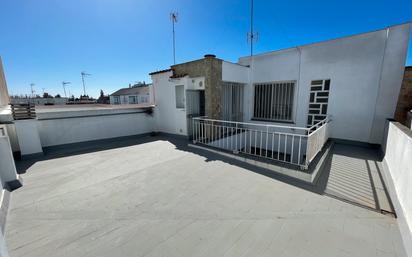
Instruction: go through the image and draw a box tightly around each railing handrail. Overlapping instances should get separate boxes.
[193,116,329,133]
[307,117,330,136]
[192,116,330,169]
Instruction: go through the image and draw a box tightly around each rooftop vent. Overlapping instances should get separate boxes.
[204,54,216,58]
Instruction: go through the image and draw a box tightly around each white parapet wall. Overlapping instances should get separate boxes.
[35,106,155,147]
[0,126,18,186]
[14,120,43,156]
[381,121,412,256]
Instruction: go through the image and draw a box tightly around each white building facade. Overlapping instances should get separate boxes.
[151,23,411,145]
[110,86,152,105]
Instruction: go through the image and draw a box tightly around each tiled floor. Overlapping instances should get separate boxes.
[323,143,393,213]
[5,136,406,257]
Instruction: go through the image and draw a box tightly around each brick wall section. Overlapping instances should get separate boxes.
[171,56,222,119]
[394,67,412,125]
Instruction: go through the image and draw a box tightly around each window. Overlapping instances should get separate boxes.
[175,85,185,108]
[113,96,120,105]
[128,96,137,104]
[253,82,295,121]
[139,94,149,103]
[221,82,244,121]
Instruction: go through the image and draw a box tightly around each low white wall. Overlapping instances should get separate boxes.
[382,121,412,256]
[0,126,18,187]
[37,109,155,147]
[14,120,43,155]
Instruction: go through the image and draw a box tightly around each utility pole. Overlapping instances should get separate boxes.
[170,12,178,64]
[62,81,71,97]
[246,0,258,56]
[81,71,91,96]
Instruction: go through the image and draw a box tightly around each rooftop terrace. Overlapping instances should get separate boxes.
[5,135,407,257]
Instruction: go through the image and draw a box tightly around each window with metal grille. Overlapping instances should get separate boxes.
[253,82,295,122]
[221,82,244,122]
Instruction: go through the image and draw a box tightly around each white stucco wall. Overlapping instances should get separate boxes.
[36,108,154,147]
[0,125,18,187]
[222,61,249,84]
[382,121,412,256]
[14,120,43,155]
[0,57,10,107]
[236,23,411,144]
[151,71,188,136]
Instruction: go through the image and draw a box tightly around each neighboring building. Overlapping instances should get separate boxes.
[394,66,412,125]
[150,23,411,145]
[110,85,151,105]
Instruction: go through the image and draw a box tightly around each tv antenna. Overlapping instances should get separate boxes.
[246,0,258,56]
[81,71,91,96]
[170,12,178,64]
[30,83,35,97]
[62,81,71,97]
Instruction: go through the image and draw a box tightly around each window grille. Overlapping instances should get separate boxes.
[253,82,295,121]
[221,82,244,122]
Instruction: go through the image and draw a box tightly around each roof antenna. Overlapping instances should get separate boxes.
[62,81,71,97]
[30,83,35,97]
[81,71,91,96]
[246,0,258,56]
[170,12,178,65]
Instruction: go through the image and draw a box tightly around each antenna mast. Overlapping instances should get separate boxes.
[30,83,35,97]
[170,12,178,64]
[62,81,71,97]
[81,71,91,96]
[246,0,258,56]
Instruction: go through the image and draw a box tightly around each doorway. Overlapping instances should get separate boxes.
[186,90,205,140]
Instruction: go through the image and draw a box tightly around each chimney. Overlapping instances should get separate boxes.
[204,54,216,58]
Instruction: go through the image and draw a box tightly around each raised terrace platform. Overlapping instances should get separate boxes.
[5,135,406,257]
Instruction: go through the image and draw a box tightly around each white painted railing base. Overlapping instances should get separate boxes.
[188,141,333,184]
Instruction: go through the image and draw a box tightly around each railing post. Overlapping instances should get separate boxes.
[234,122,239,154]
[265,126,268,157]
[211,120,214,145]
[192,118,196,143]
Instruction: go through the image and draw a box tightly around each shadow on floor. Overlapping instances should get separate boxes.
[14,134,395,215]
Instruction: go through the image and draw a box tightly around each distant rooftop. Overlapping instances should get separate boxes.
[110,86,150,96]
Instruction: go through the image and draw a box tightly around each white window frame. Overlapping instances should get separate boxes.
[252,81,296,122]
[128,95,137,104]
[175,85,185,109]
[113,96,120,105]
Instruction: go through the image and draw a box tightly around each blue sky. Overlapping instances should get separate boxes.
[1,0,411,98]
